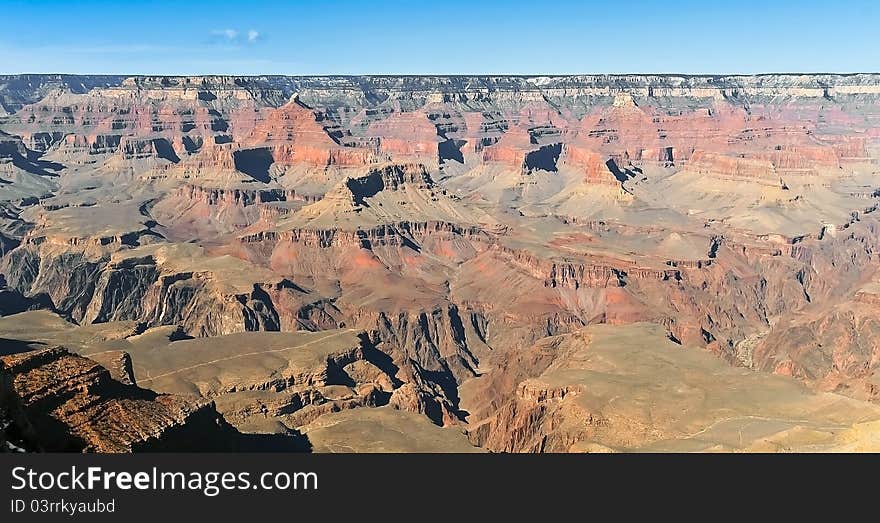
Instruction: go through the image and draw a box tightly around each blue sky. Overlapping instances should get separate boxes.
[2,0,878,75]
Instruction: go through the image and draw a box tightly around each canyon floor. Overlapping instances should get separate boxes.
[1,74,880,452]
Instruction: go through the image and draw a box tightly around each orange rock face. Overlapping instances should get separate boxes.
[0,347,226,452]
[365,111,439,161]
[482,126,533,167]
[245,99,372,167]
[753,145,840,171]
[685,150,779,182]
[563,142,620,185]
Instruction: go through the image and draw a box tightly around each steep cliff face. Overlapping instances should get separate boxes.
[562,143,623,185]
[0,347,230,452]
[750,265,880,399]
[480,125,563,175]
[0,238,347,337]
[684,150,782,184]
[365,111,440,164]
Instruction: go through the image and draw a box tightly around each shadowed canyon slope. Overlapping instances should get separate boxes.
[2,73,880,452]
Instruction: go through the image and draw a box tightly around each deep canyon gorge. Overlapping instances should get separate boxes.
[2,73,880,452]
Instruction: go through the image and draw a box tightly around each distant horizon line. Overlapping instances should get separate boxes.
[4,71,880,78]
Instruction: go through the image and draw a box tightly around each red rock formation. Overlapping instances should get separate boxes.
[0,347,226,452]
[685,150,780,183]
[823,135,869,159]
[245,98,372,167]
[753,145,839,171]
[3,78,280,167]
[366,111,439,161]
[563,143,620,185]
[482,125,532,167]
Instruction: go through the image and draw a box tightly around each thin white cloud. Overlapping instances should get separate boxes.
[208,28,261,45]
[211,29,239,41]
